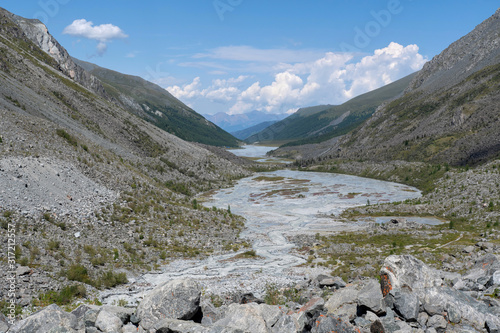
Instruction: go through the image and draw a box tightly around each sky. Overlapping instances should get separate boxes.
[2,1,499,116]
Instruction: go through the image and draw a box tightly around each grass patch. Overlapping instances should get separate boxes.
[56,129,78,147]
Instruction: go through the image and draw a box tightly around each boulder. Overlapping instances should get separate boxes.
[486,318,500,333]
[310,314,360,333]
[95,309,123,333]
[101,305,134,324]
[380,255,443,297]
[212,303,283,333]
[152,318,208,333]
[7,304,79,333]
[325,284,359,314]
[426,314,447,331]
[271,315,299,333]
[357,279,385,315]
[392,288,419,321]
[422,287,500,330]
[0,313,9,333]
[136,278,201,330]
[121,323,139,333]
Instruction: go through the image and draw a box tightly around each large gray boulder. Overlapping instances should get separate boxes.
[310,314,359,333]
[94,309,123,333]
[380,255,443,296]
[392,288,419,321]
[7,304,80,333]
[212,303,283,333]
[381,255,500,331]
[324,283,359,319]
[357,279,385,315]
[136,278,201,330]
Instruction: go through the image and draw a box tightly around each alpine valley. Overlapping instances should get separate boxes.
[0,6,500,333]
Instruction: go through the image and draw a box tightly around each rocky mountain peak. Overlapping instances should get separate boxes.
[0,7,108,98]
[407,8,500,93]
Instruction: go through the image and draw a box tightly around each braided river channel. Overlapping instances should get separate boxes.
[102,146,436,305]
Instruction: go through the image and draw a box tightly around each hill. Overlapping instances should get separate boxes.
[73,59,239,147]
[204,110,287,133]
[245,74,415,144]
[231,120,278,140]
[272,9,500,166]
[0,6,250,306]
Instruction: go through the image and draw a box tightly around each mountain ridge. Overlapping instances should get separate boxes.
[272,8,500,166]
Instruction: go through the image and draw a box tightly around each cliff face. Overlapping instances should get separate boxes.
[2,8,109,98]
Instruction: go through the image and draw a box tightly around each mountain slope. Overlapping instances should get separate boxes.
[321,8,500,166]
[231,120,279,140]
[246,74,415,144]
[73,59,239,147]
[0,6,251,302]
[204,110,287,133]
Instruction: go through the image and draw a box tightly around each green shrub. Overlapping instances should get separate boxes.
[34,284,86,306]
[65,264,91,284]
[56,129,78,147]
[95,271,128,289]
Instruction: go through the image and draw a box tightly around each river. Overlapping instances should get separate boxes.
[101,145,427,305]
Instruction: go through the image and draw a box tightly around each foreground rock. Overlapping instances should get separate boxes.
[136,278,202,330]
[5,255,500,332]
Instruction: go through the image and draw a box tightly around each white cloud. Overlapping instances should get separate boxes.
[168,77,203,100]
[63,19,128,56]
[168,43,427,115]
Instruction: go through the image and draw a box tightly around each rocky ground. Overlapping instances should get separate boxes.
[2,253,499,333]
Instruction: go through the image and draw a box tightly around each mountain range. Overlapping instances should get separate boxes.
[245,74,415,145]
[204,110,287,134]
[271,8,500,166]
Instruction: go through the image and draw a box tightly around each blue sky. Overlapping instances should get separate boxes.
[2,1,499,115]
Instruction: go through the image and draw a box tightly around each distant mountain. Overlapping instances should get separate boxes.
[231,121,279,140]
[246,74,415,144]
[73,59,239,147]
[273,8,500,166]
[204,111,287,133]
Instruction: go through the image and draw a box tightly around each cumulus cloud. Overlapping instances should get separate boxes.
[168,75,249,107]
[63,19,128,56]
[168,43,427,115]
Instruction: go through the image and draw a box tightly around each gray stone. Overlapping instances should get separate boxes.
[83,308,99,327]
[0,313,9,333]
[152,319,208,333]
[136,278,201,330]
[358,279,385,315]
[463,246,475,253]
[418,312,429,327]
[365,310,379,323]
[7,304,79,333]
[427,315,447,330]
[486,318,500,333]
[121,324,138,333]
[380,255,443,296]
[271,315,299,333]
[445,302,461,324]
[354,316,371,328]
[392,288,419,321]
[95,310,123,333]
[325,284,359,314]
[489,270,500,286]
[16,266,31,276]
[212,303,283,333]
[310,314,358,333]
[101,305,134,324]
